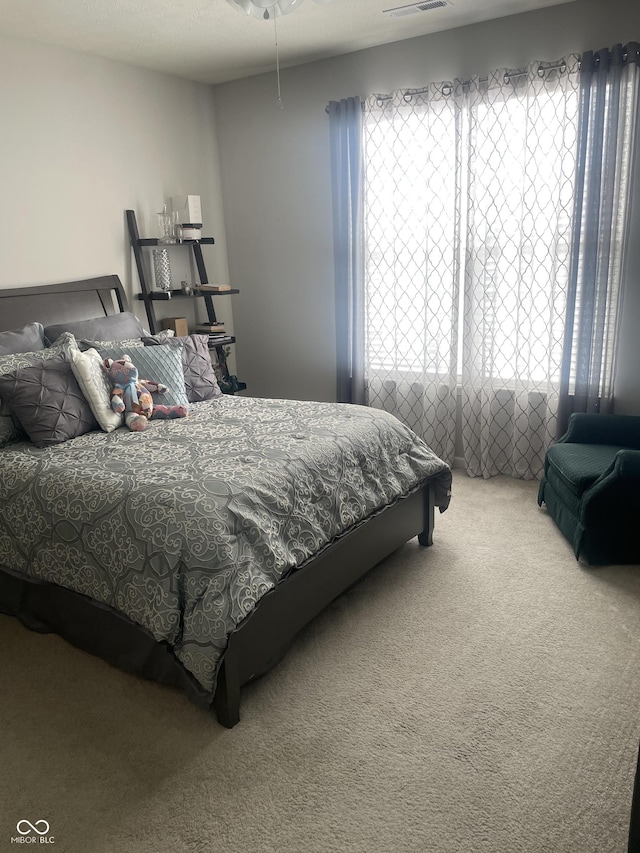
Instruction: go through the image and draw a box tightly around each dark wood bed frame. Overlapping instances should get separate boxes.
[0,275,437,727]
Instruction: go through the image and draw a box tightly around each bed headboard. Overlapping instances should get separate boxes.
[0,275,128,333]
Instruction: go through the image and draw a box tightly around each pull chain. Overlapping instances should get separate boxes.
[274,11,284,109]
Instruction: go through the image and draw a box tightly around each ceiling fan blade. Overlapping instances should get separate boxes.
[225,0,330,18]
[225,0,303,18]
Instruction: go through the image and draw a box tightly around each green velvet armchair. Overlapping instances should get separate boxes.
[538,413,640,565]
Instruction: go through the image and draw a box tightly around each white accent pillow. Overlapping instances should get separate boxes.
[69,347,123,432]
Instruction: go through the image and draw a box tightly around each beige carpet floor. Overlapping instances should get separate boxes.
[1,473,639,853]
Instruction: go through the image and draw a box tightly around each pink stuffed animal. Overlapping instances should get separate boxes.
[103,355,188,431]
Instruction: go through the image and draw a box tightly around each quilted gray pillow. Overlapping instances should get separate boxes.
[0,354,99,447]
[0,332,77,447]
[0,322,46,355]
[143,334,222,402]
[98,343,189,410]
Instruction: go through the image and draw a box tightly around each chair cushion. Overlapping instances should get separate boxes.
[546,443,621,497]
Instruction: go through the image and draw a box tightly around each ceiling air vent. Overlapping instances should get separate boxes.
[383,0,452,17]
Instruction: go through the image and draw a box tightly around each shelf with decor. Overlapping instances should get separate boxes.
[201,335,236,347]
[137,237,215,246]
[138,288,240,301]
[126,208,246,394]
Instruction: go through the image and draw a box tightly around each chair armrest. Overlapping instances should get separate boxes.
[583,449,640,505]
[578,449,640,561]
[580,448,640,527]
[615,448,640,478]
[559,413,640,448]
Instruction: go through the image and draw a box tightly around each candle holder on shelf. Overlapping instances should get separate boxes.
[157,205,175,244]
[152,248,172,298]
[171,211,183,243]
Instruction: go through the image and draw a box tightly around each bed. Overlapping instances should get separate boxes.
[0,275,452,727]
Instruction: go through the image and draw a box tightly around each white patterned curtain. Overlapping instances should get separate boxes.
[461,58,580,478]
[362,57,581,475]
[356,49,638,478]
[363,86,461,463]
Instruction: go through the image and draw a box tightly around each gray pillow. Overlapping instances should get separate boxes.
[44,312,145,345]
[0,354,99,447]
[78,329,174,352]
[0,332,77,447]
[0,322,46,355]
[143,334,222,403]
[98,343,189,410]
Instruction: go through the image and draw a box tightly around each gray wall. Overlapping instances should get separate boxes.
[0,33,233,338]
[214,0,640,411]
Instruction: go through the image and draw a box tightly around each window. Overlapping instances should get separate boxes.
[363,66,579,389]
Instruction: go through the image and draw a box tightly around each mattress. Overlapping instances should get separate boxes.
[0,395,451,693]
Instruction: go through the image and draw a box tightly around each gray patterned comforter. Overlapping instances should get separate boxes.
[0,396,451,693]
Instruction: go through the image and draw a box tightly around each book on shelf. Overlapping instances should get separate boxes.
[194,323,225,334]
[196,284,232,292]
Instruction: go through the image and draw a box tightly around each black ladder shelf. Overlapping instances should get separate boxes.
[126,209,245,394]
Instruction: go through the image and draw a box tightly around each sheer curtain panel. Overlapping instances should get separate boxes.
[461,58,581,479]
[335,46,638,480]
[362,87,461,463]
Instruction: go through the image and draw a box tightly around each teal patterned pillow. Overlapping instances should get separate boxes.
[98,343,189,410]
[143,334,222,402]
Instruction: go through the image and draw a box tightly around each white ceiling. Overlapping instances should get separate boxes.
[0,0,576,85]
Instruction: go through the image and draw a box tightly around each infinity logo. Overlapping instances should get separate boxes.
[16,820,50,836]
